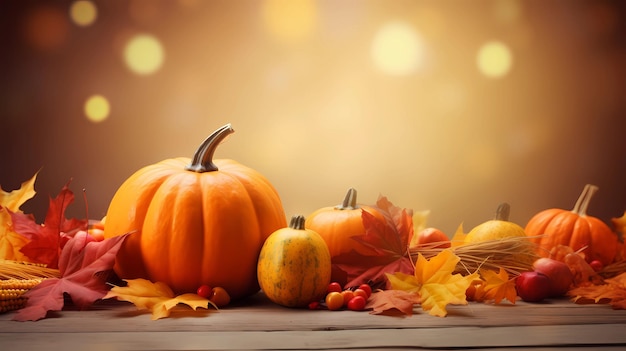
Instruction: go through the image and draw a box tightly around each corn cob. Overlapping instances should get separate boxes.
[0,297,28,313]
[0,278,43,290]
[0,278,43,313]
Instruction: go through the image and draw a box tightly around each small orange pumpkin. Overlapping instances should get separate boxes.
[103,124,287,300]
[257,215,331,308]
[525,184,619,266]
[305,188,386,257]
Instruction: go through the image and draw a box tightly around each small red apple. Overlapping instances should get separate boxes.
[515,271,551,302]
[532,257,574,297]
[416,227,450,248]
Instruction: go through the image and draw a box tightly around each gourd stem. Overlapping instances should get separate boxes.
[289,215,306,230]
[185,124,234,173]
[335,187,359,210]
[494,202,511,221]
[572,184,598,216]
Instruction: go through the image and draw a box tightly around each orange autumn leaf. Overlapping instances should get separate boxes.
[387,249,477,317]
[479,268,517,304]
[104,278,216,320]
[568,272,626,309]
[0,172,38,261]
[366,289,422,316]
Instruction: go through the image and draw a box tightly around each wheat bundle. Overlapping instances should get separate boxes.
[0,260,60,280]
[410,236,540,277]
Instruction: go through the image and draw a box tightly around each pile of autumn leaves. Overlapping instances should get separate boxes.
[1,172,626,321]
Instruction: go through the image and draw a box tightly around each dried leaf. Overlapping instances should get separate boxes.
[568,272,626,309]
[408,210,430,248]
[366,289,421,316]
[332,195,416,288]
[0,172,38,261]
[449,223,466,248]
[11,180,88,268]
[387,250,477,317]
[104,278,216,320]
[479,268,516,304]
[12,232,128,321]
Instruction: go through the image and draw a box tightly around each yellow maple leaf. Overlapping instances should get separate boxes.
[104,278,216,320]
[0,172,38,261]
[409,209,431,248]
[387,249,477,317]
[450,223,466,248]
[479,268,517,304]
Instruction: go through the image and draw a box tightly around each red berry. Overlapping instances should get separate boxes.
[347,295,366,311]
[589,260,603,272]
[196,284,212,298]
[358,284,372,298]
[353,288,368,300]
[327,282,342,294]
[308,301,320,310]
[341,290,355,306]
[325,292,344,311]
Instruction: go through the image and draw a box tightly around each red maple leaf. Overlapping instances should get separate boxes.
[332,195,415,289]
[10,180,88,268]
[12,231,129,321]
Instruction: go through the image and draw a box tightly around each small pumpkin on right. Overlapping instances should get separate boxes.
[525,184,619,266]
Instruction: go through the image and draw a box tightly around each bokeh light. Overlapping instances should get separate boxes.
[69,1,97,27]
[476,41,513,78]
[1,1,624,237]
[123,34,165,75]
[262,0,317,43]
[371,21,425,75]
[84,95,110,123]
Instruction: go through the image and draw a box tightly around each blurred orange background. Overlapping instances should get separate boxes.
[1,0,624,235]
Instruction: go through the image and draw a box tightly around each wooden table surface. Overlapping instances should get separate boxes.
[2,292,626,351]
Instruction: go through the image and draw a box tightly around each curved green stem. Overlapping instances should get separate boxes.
[334,187,359,210]
[185,124,234,173]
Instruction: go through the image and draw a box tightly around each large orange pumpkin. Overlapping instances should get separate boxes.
[305,188,386,258]
[525,184,619,266]
[103,124,287,300]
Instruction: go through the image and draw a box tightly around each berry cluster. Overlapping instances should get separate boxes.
[309,282,372,311]
[196,285,231,307]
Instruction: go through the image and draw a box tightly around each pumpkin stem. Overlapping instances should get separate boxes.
[289,215,306,230]
[572,184,598,217]
[185,124,234,173]
[494,202,511,221]
[335,187,359,210]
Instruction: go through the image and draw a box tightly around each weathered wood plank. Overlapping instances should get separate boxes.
[2,296,625,333]
[1,324,626,351]
[2,294,626,350]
